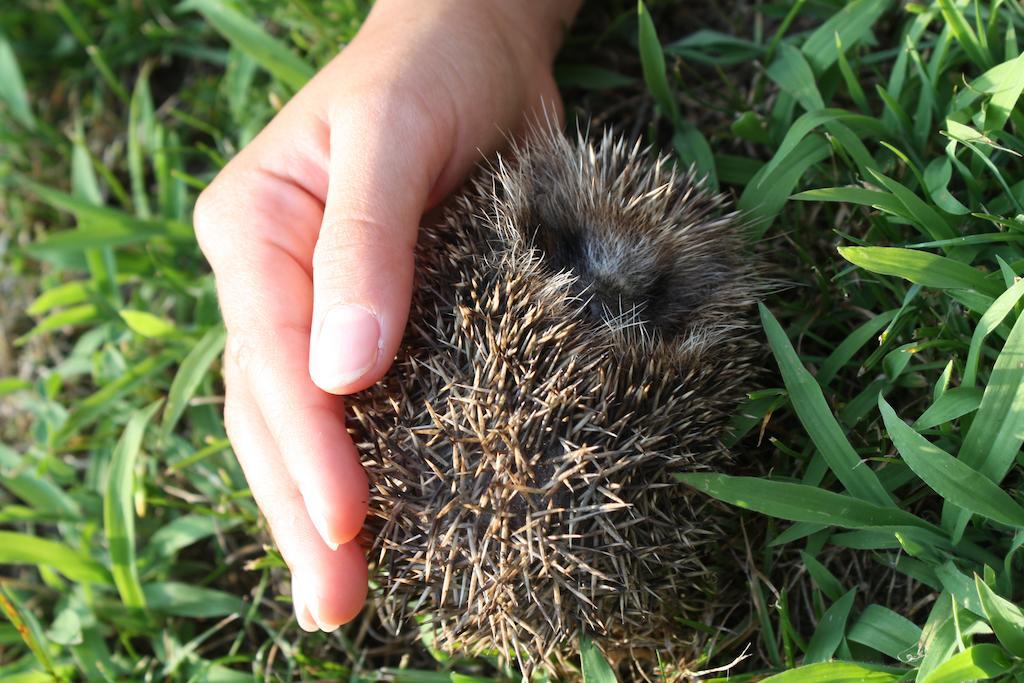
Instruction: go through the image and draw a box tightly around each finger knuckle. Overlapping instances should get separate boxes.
[192,185,224,258]
[225,333,267,380]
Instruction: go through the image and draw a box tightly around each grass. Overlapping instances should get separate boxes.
[2,0,1024,680]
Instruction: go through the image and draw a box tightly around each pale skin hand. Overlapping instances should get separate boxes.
[193,0,581,631]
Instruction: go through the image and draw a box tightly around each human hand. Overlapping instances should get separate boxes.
[193,0,580,631]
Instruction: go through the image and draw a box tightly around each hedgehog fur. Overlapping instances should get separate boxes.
[347,124,759,678]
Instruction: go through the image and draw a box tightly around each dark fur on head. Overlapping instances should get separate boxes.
[348,123,760,679]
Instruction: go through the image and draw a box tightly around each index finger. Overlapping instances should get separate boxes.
[195,158,369,551]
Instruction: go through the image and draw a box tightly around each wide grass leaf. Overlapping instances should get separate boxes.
[26,277,129,316]
[839,247,1001,296]
[142,582,243,618]
[677,473,932,530]
[161,325,225,439]
[792,186,908,218]
[104,400,162,610]
[554,65,635,90]
[637,0,679,123]
[936,0,993,69]
[766,43,824,110]
[760,304,891,506]
[53,352,175,448]
[580,632,616,683]
[119,310,176,338]
[847,605,921,660]
[880,397,1024,528]
[16,304,99,345]
[741,136,830,236]
[801,0,890,72]
[0,33,35,130]
[21,178,192,250]
[179,0,314,91]
[0,446,80,518]
[805,588,856,662]
[975,576,1024,657]
[949,305,1024,538]
[0,585,55,677]
[816,309,899,385]
[146,514,238,560]
[913,387,983,430]
[867,171,957,241]
[921,644,1011,682]
[760,661,903,682]
[757,109,884,185]
[799,551,844,601]
[963,276,1024,387]
[0,532,111,585]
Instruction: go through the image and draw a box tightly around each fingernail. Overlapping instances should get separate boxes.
[310,506,341,551]
[313,305,381,389]
[293,583,317,632]
[309,584,341,633]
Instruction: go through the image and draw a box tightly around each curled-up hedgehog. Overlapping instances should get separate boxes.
[348,124,760,679]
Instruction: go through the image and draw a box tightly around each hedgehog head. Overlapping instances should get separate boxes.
[506,129,743,337]
[347,125,758,678]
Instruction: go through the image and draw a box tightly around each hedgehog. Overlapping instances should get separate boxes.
[347,124,760,679]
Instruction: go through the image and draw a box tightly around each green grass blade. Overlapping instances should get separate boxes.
[554,65,635,90]
[792,186,907,217]
[835,34,871,114]
[15,304,100,345]
[0,586,55,677]
[677,473,933,530]
[53,352,176,447]
[142,582,243,618]
[672,123,717,191]
[816,309,899,386]
[958,305,1024,481]
[867,171,957,241]
[0,531,111,585]
[974,576,1024,657]
[804,588,856,662]
[757,109,883,186]
[799,551,844,601]
[937,0,993,69]
[838,246,1001,296]
[178,0,314,91]
[766,43,825,110]
[760,304,892,506]
[0,33,35,130]
[913,387,984,430]
[880,397,1024,528]
[145,513,238,560]
[26,278,130,316]
[983,53,1024,133]
[636,0,679,125]
[760,661,902,682]
[104,400,163,611]
[128,65,155,219]
[963,276,1024,387]
[740,136,830,236]
[921,643,1011,683]
[119,310,176,338]
[935,561,986,615]
[161,325,226,440]
[0,446,80,519]
[924,157,971,215]
[20,178,193,249]
[579,632,617,682]
[801,0,890,72]
[847,604,921,660]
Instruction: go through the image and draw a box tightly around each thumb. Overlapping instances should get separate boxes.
[309,99,452,394]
